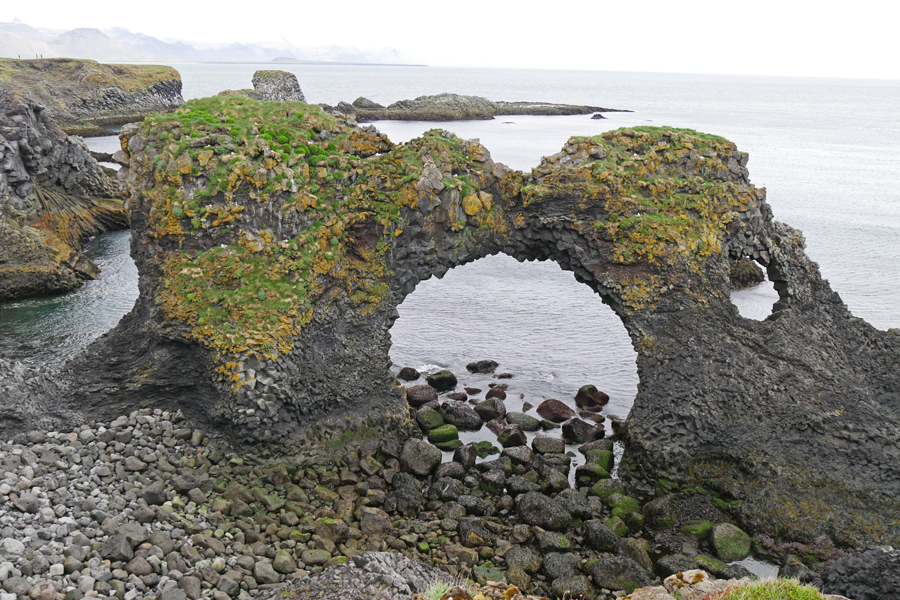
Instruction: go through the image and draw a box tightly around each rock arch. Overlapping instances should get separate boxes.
[2,96,898,545]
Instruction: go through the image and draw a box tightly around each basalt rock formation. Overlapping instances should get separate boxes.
[0,89,125,301]
[218,69,307,103]
[0,58,183,136]
[1,95,898,547]
[328,93,627,121]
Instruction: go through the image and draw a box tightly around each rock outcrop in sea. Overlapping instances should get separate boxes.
[0,89,125,301]
[1,94,898,551]
[327,93,626,121]
[0,58,184,136]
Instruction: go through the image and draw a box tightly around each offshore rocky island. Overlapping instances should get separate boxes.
[1,65,899,600]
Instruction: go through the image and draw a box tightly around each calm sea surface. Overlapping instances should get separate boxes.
[3,65,898,431]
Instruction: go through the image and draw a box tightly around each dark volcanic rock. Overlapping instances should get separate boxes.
[516,491,572,531]
[440,401,483,430]
[406,385,438,407]
[466,359,499,373]
[250,70,306,103]
[426,369,458,391]
[821,546,900,600]
[399,438,441,476]
[507,412,541,432]
[2,101,898,548]
[574,384,609,411]
[562,418,604,444]
[474,397,506,421]
[497,424,527,448]
[397,367,420,381]
[0,89,124,301]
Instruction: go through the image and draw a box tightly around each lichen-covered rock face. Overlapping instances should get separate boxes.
[0,89,124,300]
[3,95,899,547]
[0,58,183,135]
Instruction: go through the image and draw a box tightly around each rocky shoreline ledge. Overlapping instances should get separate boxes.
[2,363,894,600]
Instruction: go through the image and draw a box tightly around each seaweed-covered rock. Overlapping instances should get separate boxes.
[711,523,751,562]
[440,401,483,431]
[426,369,458,392]
[575,385,609,411]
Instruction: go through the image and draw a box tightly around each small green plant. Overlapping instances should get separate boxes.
[709,579,829,600]
[423,580,451,600]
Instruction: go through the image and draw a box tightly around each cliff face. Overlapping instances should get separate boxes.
[0,89,125,300]
[0,58,183,135]
[2,96,898,547]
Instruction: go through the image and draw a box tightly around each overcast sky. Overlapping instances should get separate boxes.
[2,0,896,80]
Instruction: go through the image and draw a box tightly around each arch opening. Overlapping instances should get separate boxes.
[389,252,639,472]
[729,256,780,321]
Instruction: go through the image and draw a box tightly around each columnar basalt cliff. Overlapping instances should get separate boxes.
[0,58,184,136]
[0,89,124,300]
[1,96,898,547]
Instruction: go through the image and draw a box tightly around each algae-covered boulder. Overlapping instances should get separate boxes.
[712,523,752,562]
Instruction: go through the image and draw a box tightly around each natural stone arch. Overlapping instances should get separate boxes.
[1,96,898,546]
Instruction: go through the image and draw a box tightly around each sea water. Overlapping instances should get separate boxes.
[3,66,897,431]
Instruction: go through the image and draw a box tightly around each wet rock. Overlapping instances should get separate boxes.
[397,367,420,381]
[497,425,527,447]
[575,385,609,411]
[415,406,444,431]
[711,523,751,562]
[440,401,483,430]
[506,412,541,431]
[426,424,459,444]
[517,492,572,530]
[466,360,499,374]
[502,445,534,468]
[426,369,457,391]
[532,435,565,454]
[453,444,478,469]
[406,385,438,407]
[435,461,466,480]
[474,398,506,421]
[479,470,506,495]
[562,418,604,444]
[446,391,468,401]
[485,388,507,400]
[536,399,575,423]
[399,438,442,476]
[506,475,541,496]
[575,462,611,485]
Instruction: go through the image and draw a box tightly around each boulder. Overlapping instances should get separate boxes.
[585,554,653,592]
[440,401,483,430]
[466,360,499,373]
[406,385,438,407]
[251,70,306,102]
[507,412,541,431]
[474,397,507,421]
[399,439,442,476]
[536,399,575,422]
[497,424,527,447]
[397,367,420,381]
[574,384,609,411]
[562,418,604,444]
[711,523,751,562]
[516,492,572,531]
[426,369,457,391]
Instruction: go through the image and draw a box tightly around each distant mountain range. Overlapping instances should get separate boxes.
[0,19,421,65]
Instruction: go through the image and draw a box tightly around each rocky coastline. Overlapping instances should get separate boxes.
[0,374,893,600]
[0,58,183,137]
[324,93,629,122]
[0,88,125,301]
